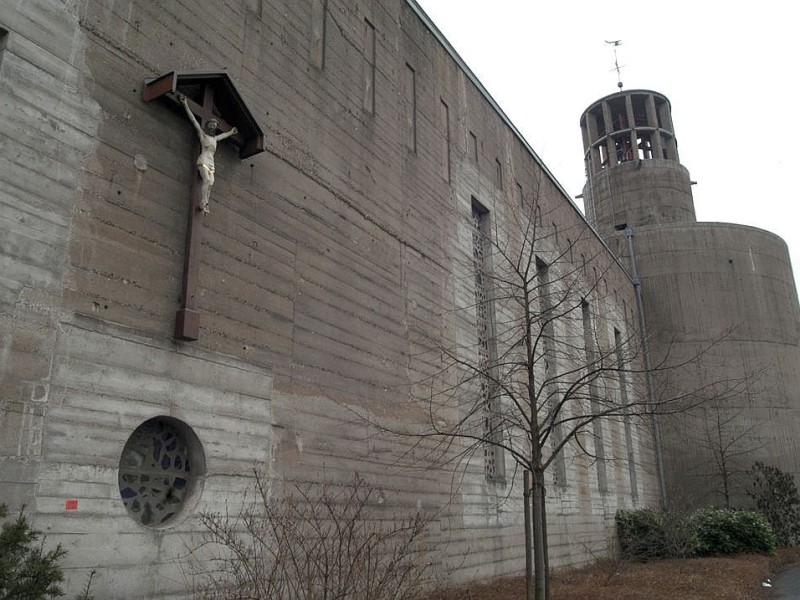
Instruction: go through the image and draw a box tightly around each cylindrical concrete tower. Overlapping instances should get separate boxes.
[580,89,800,508]
[580,90,695,235]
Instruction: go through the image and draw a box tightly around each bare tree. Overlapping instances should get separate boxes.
[369,190,736,600]
[693,402,762,508]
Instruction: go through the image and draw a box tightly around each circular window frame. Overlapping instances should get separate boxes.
[118,416,206,529]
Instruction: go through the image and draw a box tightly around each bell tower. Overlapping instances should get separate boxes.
[580,90,696,237]
[579,88,800,508]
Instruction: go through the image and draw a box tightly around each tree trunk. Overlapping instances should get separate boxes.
[540,476,549,576]
[524,470,533,600]
[722,464,730,508]
[531,468,548,600]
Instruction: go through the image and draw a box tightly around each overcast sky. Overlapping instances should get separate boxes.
[414,0,800,281]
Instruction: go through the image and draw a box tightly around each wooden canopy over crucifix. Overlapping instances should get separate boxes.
[143,70,264,341]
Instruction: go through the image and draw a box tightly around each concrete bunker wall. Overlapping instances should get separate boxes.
[584,159,696,234]
[634,223,800,506]
[0,0,657,596]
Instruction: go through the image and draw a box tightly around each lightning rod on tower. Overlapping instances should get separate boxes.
[605,40,624,89]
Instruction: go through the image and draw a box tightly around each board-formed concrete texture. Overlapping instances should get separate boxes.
[581,89,800,508]
[0,2,732,597]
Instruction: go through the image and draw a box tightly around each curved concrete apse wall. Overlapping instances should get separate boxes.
[582,88,800,508]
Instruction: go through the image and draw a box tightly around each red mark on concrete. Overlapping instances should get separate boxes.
[65,499,78,511]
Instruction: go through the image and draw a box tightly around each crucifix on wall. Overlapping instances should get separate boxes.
[143,70,265,341]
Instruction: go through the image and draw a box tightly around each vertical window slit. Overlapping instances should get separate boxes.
[472,199,504,481]
[363,19,376,113]
[616,328,639,503]
[582,299,607,492]
[469,131,478,163]
[440,99,450,181]
[404,63,416,152]
[0,27,8,67]
[538,258,566,486]
[310,0,327,69]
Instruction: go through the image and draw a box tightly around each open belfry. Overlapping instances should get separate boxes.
[0,1,798,597]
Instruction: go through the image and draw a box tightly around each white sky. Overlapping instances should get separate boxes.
[414,0,800,282]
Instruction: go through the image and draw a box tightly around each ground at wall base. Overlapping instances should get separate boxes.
[427,547,800,599]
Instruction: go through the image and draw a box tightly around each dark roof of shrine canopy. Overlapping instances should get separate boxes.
[143,70,265,159]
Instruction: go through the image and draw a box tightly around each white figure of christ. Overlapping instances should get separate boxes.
[180,94,238,214]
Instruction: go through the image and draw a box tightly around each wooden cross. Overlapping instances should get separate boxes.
[143,71,264,340]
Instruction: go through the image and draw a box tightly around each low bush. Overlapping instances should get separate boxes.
[617,506,776,561]
[748,461,800,547]
[616,509,698,560]
[693,507,776,556]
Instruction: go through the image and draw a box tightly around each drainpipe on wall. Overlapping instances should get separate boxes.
[623,225,668,509]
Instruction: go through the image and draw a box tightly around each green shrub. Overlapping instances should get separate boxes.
[0,504,66,599]
[616,509,698,560]
[748,462,800,547]
[692,507,776,556]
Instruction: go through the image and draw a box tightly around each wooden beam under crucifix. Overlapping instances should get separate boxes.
[142,70,265,341]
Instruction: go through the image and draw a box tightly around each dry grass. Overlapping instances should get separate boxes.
[428,548,800,600]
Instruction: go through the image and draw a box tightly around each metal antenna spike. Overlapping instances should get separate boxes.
[605,40,624,90]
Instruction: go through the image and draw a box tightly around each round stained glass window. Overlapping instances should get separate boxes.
[118,417,205,528]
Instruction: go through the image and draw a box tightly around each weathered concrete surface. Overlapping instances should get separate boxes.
[584,159,696,234]
[635,223,800,507]
[0,0,101,513]
[582,89,800,509]
[1,1,656,596]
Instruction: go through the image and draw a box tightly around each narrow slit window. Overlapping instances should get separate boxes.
[310,0,327,68]
[440,99,450,181]
[469,131,478,163]
[615,327,639,503]
[582,299,608,492]
[404,63,416,152]
[472,199,504,482]
[538,258,567,487]
[0,27,8,68]
[363,19,376,113]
